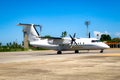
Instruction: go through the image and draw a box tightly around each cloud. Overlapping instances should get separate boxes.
[94,31,102,39]
[104,31,110,35]
[115,32,120,37]
[94,31,110,39]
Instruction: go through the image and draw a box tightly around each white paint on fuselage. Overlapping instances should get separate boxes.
[30,38,110,51]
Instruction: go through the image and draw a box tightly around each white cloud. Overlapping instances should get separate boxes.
[115,32,120,37]
[94,31,102,39]
[94,31,110,39]
[104,31,109,35]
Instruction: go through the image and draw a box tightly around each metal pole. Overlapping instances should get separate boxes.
[85,21,90,38]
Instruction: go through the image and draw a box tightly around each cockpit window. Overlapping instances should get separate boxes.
[91,40,101,42]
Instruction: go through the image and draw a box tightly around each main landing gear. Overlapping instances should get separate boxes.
[57,50,79,54]
[57,51,62,54]
[100,49,103,53]
[75,50,79,53]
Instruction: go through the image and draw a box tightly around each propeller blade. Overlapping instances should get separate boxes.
[71,41,73,45]
[69,33,78,48]
[74,41,78,45]
[69,34,73,39]
[73,33,76,38]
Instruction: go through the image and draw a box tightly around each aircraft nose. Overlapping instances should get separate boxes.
[104,44,110,49]
[99,43,110,49]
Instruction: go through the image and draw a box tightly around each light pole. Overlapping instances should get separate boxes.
[85,21,90,38]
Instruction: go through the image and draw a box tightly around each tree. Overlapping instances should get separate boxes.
[61,31,67,38]
[0,42,2,49]
[100,34,111,41]
[112,38,120,42]
[0,42,2,47]
[44,35,51,38]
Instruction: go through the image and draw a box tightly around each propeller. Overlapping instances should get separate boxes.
[69,33,77,47]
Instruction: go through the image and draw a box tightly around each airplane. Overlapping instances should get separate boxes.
[18,23,110,54]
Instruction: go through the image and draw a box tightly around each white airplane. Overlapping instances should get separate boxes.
[18,23,110,54]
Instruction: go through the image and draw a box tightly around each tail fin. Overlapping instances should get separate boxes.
[17,23,41,42]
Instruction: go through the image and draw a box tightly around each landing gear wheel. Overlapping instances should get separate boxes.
[57,51,62,54]
[75,50,79,53]
[100,49,103,53]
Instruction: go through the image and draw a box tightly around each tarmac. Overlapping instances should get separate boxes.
[0,48,120,80]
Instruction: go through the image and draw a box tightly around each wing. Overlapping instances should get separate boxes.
[40,36,71,45]
[40,36,62,39]
[51,37,71,45]
[39,36,63,44]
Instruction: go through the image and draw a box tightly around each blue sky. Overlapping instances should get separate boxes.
[0,0,120,44]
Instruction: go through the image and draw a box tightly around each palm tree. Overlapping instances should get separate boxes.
[61,31,67,38]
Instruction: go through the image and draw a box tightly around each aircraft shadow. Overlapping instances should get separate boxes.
[44,51,101,56]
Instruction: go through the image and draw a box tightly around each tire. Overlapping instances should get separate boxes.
[57,51,62,54]
[75,50,79,53]
[100,50,103,53]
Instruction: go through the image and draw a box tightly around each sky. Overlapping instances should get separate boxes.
[0,0,120,44]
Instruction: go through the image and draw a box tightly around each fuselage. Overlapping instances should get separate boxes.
[30,37,110,51]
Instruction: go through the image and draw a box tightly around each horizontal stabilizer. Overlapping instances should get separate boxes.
[17,23,41,27]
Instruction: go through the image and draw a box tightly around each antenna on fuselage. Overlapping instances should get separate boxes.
[89,32,91,38]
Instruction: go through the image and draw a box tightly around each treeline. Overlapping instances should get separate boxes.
[100,34,120,42]
[100,34,120,48]
[0,34,120,52]
[0,42,24,52]
[0,42,47,52]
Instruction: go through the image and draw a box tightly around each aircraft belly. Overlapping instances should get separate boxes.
[31,42,59,50]
[39,45,59,50]
[60,44,101,51]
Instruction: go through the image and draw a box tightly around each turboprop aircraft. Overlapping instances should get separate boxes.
[18,23,110,54]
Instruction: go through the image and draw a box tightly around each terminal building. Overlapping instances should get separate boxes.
[106,42,120,48]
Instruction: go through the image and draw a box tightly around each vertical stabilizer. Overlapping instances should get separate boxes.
[17,23,41,42]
